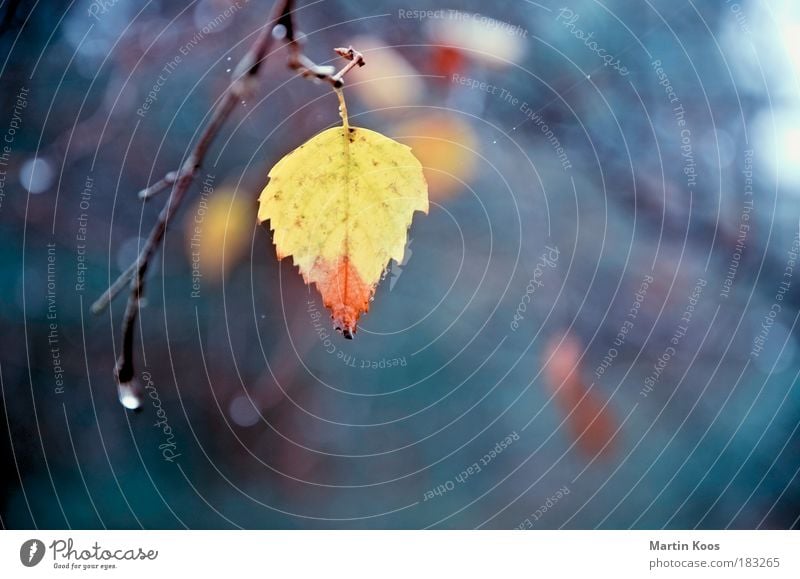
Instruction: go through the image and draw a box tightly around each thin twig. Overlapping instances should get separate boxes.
[287,40,365,88]
[90,260,137,315]
[331,46,365,85]
[138,170,179,201]
[93,0,366,409]
[100,0,295,405]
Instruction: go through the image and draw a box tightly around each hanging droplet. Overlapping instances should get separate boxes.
[272,24,287,40]
[117,379,144,410]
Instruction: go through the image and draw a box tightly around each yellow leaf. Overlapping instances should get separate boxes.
[258,125,428,337]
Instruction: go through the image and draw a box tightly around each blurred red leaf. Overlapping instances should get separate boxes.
[544,333,618,460]
[430,45,466,79]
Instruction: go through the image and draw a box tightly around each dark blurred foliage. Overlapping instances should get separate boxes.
[2,0,800,529]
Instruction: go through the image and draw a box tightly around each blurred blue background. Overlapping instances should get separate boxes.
[1,0,800,529]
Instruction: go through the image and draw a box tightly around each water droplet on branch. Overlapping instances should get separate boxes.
[117,379,144,411]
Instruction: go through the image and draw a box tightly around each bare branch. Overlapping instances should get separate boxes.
[287,36,365,88]
[93,0,367,410]
[97,0,296,409]
[331,46,366,86]
[90,260,137,315]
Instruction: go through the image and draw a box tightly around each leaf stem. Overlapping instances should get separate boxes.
[335,87,349,132]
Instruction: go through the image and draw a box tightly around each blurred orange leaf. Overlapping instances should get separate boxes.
[544,333,618,460]
[393,113,478,202]
[184,187,251,282]
[430,45,466,79]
